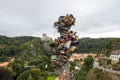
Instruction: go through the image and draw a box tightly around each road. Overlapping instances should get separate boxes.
[93,61,120,74]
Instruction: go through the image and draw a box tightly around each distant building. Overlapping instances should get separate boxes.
[69,53,97,62]
[110,50,120,64]
[69,53,97,70]
[41,33,52,42]
[41,33,52,50]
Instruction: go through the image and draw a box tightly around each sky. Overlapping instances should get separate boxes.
[0,0,120,38]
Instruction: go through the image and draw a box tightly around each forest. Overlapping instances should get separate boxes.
[78,37,120,56]
[0,35,120,80]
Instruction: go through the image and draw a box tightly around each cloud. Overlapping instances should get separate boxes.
[0,0,120,38]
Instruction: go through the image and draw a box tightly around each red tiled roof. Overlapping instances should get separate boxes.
[0,62,10,67]
[111,50,120,55]
[69,53,97,61]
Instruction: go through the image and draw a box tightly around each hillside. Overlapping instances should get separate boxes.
[0,36,120,59]
[78,37,120,56]
[0,35,53,80]
[0,35,50,61]
[0,35,120,80]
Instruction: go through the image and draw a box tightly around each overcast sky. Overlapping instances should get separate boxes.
[0,0,120,38]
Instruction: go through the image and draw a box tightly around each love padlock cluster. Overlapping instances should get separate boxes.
[54,14,75,36]
[50,14,79,66]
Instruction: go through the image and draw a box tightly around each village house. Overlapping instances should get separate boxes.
[69,53,97,62]
[69,53,97,70]
[0,62,10,67]
[110,50,120,64]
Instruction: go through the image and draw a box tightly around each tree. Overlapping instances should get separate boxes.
[70,61,76,71]
[84,55,94,71]
[74,55,94,80]
[17,70,34,80]
[17,68,48,80]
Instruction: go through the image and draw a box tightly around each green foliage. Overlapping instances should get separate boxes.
[17,70,32,80]
[106,58,111,65]
[8,60,24,77]
[70,61,76,71]
[75,65,87,80]
[74,55,94,80]
[0,35,53,79]
[86,68,112,80]
[112,63,120,70]
[99,59,104,66]
[78,38,108,53]
[0,55,9,62]
[30,68,42,80]
[99,58,111,68]
[17,68,48,80]
[0,35,119,59]
[47,76,56,80]
[84,55,94,71]
[0,35,119,79]
[77,38,120,56]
